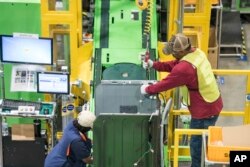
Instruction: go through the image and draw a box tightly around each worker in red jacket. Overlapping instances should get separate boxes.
[141,33,223,167]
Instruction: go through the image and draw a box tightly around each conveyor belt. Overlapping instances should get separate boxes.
[221,11,242,45]
[100,0,110,48]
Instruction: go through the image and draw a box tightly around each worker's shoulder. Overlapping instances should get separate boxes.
[175,61,196,74]
[71,138,87,147]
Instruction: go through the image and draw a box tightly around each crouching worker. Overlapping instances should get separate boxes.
[44,110,96,167]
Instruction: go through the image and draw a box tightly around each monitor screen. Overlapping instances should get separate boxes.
[37,72,70,94]
[0,35,53,65]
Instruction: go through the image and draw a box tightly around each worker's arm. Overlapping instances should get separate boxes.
[142,57,178,72]
[145,62,195,94]
[71,139,93,164]
[152,60,178,72]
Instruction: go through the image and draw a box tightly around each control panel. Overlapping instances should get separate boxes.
[0,99,56,118]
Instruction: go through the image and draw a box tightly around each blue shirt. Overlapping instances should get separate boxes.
[44,121,92,167]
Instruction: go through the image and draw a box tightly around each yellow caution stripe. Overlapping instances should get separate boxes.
[241,27,247,55]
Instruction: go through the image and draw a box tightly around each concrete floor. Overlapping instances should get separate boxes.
[216,23,250,127]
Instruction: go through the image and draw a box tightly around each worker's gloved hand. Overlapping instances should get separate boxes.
[140,84,149,95]
[142,59,153,69]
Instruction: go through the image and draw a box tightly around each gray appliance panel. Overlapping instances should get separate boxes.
[95,81,159,115]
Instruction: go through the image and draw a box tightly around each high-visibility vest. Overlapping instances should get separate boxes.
[180,48,220,105]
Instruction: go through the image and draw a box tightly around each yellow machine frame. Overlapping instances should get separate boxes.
[40,1,250,166]
[40,0,93,141]
[168,0,211,54]
[40,0,93,102]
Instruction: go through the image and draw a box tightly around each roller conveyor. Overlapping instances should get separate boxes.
[220,11,242,57]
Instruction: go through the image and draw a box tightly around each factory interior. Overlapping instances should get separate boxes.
[0,0,250,167]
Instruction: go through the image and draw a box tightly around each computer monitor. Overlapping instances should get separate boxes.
[0,35,53,65]
[37,71,70,94]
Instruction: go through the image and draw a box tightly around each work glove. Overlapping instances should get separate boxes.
[142,59,153,69]
[140,84,149,95]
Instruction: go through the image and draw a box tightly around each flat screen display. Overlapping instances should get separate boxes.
[37,72,70,94]
[0,35,53,65]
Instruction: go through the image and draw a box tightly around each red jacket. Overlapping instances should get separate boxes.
[145,60,223,119]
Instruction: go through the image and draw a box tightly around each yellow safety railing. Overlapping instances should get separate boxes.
[167,0,211,54]
[173,129,207,167]
[168,69,250,167]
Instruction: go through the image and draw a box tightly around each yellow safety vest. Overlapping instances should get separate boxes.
[180,48,220,105]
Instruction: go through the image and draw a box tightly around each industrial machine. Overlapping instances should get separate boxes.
[90,0,163,165]
[3,0,250,167]
[0,0,210,166]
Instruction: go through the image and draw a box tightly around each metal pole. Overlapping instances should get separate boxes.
[0,116,3,167]
[0,63,5,167]
[218,0,223,57]
[177,0,184,33]
[174,0,184,111]
[0,63,5,99]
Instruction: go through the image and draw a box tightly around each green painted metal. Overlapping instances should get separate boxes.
[0,2,41,36]
[93,0,158,62]
[101,48,144,66]
[0,0,39,3]
[93,0,101,48]
[0,2,44,125]
[236,0,250,13]
[92,0,162,165]
[164,146,169,166]
[93,114,161,167]
[0,2,43,101]
[93,0,158,83]
[178,155,191,161]
[107,2,143,49]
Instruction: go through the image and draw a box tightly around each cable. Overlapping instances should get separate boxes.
[148,111,154,123]
[159,92,166,105]
[133,142,154,166]
[143,0,153,35]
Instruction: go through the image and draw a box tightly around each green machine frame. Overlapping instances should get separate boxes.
[0,1,45,126]
[93,114,161,167]
[91,0,162,166]
[236,0,250,13]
